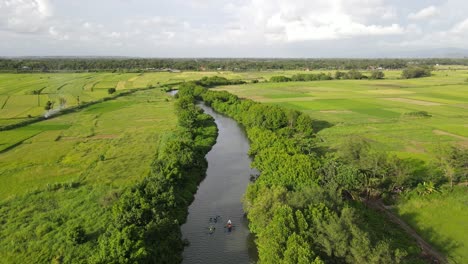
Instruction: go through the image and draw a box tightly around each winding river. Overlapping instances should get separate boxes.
[180,103,257,264]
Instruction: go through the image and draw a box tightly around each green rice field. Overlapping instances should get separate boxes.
[0,71,235,127]
[0,88,177,262]
[216,69,468,160]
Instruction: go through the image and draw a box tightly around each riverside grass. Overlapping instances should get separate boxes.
[396,186,468,264]
[0,89,177,262]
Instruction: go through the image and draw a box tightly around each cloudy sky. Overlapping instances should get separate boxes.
[1,0,468,57]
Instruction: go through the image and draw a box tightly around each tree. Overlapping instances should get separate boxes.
[108,88,116,94]
[44,100,53,111]
[370,71,385,79]
[401,66,432,79]
[270,76,291,82]
[67,225,86,244]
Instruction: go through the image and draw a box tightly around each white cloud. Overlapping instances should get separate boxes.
[224,0,404,43]
[0,0,52,33]
[451,18,468,33]
[408,6,438,20]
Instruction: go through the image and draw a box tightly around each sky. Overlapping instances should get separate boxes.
[1,0,468,57]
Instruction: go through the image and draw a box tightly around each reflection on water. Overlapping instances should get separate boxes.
[181,103,257,264]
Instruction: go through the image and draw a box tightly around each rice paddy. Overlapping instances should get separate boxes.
[0,88,177,262]
[215,69,468,160]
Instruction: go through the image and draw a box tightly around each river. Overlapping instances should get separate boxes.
[180,103,257,264]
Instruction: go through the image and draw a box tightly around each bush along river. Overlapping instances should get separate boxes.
[181,103,258,264]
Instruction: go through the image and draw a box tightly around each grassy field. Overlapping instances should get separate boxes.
[396,187,468,264]
[216,69,468,160]
[0,71,272,127]
[0,88,177,262]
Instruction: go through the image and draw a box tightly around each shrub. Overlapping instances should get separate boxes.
[370,71,385,79]
[68,225,86,244]
[401,66,432,79]
[270,76,291,82]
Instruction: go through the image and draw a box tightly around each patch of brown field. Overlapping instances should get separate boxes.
[366,89,414,95]
[454,104,468,109]
[319,110,353,113]
[405,141,426,153]
[259,97,317,103]
[433,130,468,141]
[116,81,126,90]
[369,83,403,88]
[135,118,163,122]
[383,97,442,106]
[246,95,267,101]
[58,136,81,141]
[90,134,119,139]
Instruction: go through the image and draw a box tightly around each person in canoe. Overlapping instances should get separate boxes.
[208,225,216,234]
[226,220,233,232]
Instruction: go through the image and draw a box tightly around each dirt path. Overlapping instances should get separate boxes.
[366,200,448,264]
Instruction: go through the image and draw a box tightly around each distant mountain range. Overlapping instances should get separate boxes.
[389,48,468,58]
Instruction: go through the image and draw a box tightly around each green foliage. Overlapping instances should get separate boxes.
[270,76,292,82]
[194,76,245,87]
[67,225,86,245]
[404,111,431,117]
[397,186,468,263]
[335,70,366,79]
[44,100,53,110]
[370,71,385,79]
[401,66,432,79]
[290,73,333,81]
[107,88,116,94]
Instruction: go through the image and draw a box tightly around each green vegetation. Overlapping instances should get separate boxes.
[370,71,385,79]
[169,82,426,263]
[397,186,468,264]
[216,69,468,161]
[1,69,466,263]
[401,66,433,79]
[3,58,468,72]
[0,86,217,262]
[214,69,468,263]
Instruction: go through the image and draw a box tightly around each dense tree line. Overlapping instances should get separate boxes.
[90,85,217,263]
[270,70,385,83]
[1,58,468,72]
[194,76,245,87]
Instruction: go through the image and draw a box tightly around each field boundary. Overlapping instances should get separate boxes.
[1,96,10,109]
[366,200,448,264]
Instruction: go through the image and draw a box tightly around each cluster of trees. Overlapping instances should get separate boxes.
[270,73,333,82]
[269,70,385,83]
[193,76,245,87]
[401,66,433,79]
[2,58,467,72]
[170,81,422,263]
[90,85,217,263]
